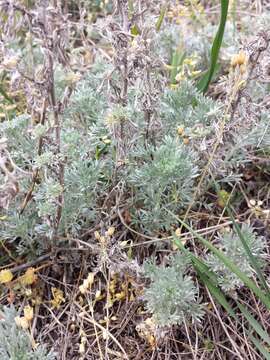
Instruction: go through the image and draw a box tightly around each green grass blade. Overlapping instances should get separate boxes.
[238,302,270,346]
[227,206,270,296]
[156,5,167,32]
[198,269,270,359]
[174,238,218,284]
[209,174,270,296]
[168,210,270,309]
[197,0,229,93]
[249,334,270,360]
[174,233,270,357]
[170,49,185,84]
[0,84,13,104]
[198,270,237,319]
[174,238,236,318]
[128,0,134,17]
[181,219,270,309]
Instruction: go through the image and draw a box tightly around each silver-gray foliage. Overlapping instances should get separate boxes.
[0,306,55,360]
[144,253,204,326]
[206,224,266,293]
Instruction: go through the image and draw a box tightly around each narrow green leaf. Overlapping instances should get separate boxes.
[128,0,134,18]
[168,210,270,309]
[170,50,185,84]
[181,218,270,308]
[238,302,270,346]
[212,176,270,296]
[156,5,167,32]
[174,233,270,358]
[249,334,270,360]
[0,85,13,104]
[227,206,270,296]
[197,0,229,93]
[174,238,235,317]
[198,270,237,319]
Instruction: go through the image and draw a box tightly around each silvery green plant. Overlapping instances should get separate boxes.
[144,253,204,326]
[0,0,222,256]
[0,53,219,252]
[128,136,198,232]
[160,80,220,139]
[0,306,55,360]
[225,112,270,166]
[206,224,266,293]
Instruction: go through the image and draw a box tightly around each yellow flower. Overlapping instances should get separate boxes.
[114,291,126,301]
[20,267,37,286]
[217,190,230,208]
[23,305,34,322]
[0,269,13,284]
[106,226,115,236]
[175,72,185,83]
[177,126,184,136]
[51,287,65,309]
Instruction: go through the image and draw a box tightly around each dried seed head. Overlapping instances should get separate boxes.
[15,316,29,330]
[107,226,115,236]
[231,51,247,67]
[23,305,34,322]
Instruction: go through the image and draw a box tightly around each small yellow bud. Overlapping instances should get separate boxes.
[231,51,247,68]
[183,137,189,145]
[217,190,230,208]
[175,228,181,237]
[79,342,85,354]
[86,272,95,287]
[107,226,115,236]
[95,289,102,300]
[177,126,184,136]
[115,291,126,301]
[79,285,87,294]
[120,240,128,247]
[20,267,37,286]
[51,287,65,309]
[94,231,100,240]
[0,269,13,284]
[175,72,184,82]
[24,305,34,322]
[99,236,106,244]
